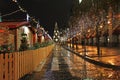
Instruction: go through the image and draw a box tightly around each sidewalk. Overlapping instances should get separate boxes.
[67,45,120,68]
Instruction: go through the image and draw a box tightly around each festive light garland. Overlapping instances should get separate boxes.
[0,0,39,25]
[12,0,26,12]
[1,10,21,17]
[1,0,26,18]
[10,0,39,24]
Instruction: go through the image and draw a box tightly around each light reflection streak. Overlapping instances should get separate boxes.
[108,72,113,78]
[108,60,115,65]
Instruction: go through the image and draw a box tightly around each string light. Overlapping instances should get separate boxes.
[13,0,40,24]
[18,5,26,12]
[2,10,21,17]
[1,0,26,17]
[2,0,39,25]
[12,0,27,12]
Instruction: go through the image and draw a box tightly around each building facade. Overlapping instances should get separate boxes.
[0,21,37,51]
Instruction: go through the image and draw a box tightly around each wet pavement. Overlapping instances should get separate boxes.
[21,44,120,80]
[71,45,120,66]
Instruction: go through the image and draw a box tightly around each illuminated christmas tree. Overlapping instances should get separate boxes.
[53,22,60,43]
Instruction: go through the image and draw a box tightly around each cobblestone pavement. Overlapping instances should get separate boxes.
[21,44,120,80]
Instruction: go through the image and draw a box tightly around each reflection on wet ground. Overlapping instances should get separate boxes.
[21,45,120,80]
[39,45,120,80]
[73,45,120,66]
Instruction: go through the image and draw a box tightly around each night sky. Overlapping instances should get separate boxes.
[0,0,73,36]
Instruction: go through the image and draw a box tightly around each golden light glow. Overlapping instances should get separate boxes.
[108,60,115,65]
[107,20,111,24]
[100,25,103,28]
[88,29,90,32]
[108,72,113,78]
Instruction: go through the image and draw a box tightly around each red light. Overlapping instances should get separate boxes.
[0,29,4,32]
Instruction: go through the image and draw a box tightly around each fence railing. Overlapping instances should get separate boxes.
[0,44,54,80]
